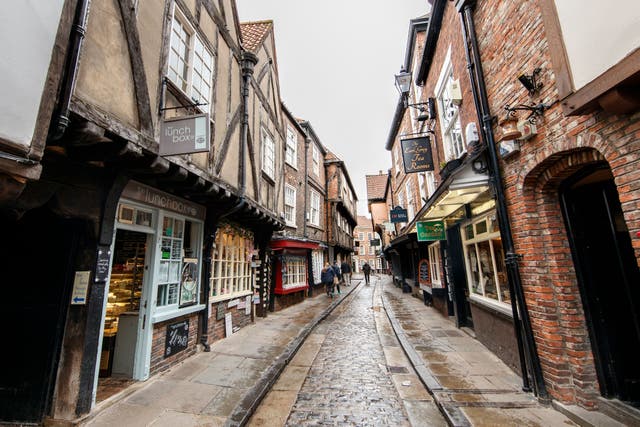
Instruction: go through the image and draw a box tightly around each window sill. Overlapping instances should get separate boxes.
[210,290,252,304]
[152,303,206,324]
[468,295,513,318]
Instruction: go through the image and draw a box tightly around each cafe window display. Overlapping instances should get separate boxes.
[282,256,306,291]
[211,224,254,300]
[461,212,510,306]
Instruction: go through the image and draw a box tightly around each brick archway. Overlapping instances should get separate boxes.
[514,147,608,408]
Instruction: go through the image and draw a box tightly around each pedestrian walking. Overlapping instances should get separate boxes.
[332,261,342,294]
[362,262,371,285]
[341,260,352,285]
[321,262,336,298]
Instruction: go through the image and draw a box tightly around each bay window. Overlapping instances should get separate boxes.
[210,224,254,300]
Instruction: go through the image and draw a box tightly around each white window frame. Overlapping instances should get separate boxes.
[284,184,296,226]
[311,250,323,284]
[309,189,321,226]
[461,212,510,313]
[428,242,442,286]
[405,180,415,221]
[285,125,297,168]
[282,256,306,290]
[394,145,402,175]
[168,7,214,108]
[435,48,465,161]
[210,225,253,302]
[261,129,275,179]
[312,145,320,176]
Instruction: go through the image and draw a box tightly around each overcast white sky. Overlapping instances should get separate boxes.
[237,1,430,217]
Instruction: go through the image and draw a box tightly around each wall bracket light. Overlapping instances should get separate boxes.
[518,68,543,95]
[394,67,434,117]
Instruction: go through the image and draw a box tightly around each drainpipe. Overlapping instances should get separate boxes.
[51,0,91,141]
[457,0,548,399]
[200,51,257,346]
[303,136,310,239]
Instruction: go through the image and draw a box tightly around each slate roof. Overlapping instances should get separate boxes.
[366,173,388,201]
[240,20,272,51]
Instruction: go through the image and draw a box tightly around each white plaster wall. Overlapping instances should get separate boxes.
[0,1,65,147]
[554,0,640,90]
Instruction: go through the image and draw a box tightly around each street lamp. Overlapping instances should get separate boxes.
[394,67,433,119]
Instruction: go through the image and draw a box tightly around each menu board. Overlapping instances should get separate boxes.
[419,259,430,286]
[164,319,189,358]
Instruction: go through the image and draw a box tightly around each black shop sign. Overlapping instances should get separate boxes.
[165,319,189,358]
[400,136,434,173]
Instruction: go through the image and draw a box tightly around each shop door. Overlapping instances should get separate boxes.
[561,167,640,407]
[99,229,150,383]
[445,224,473,328]
[0,208,78,423]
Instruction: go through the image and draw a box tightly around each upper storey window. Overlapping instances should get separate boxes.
[435,49,465,161]
[168,8,213,106]
[285,125,297,168]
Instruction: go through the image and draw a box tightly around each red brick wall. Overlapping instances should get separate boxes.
[473,0,640,408]
[273,289,306,311]
[150,313,200,375]
[207,300,254,343]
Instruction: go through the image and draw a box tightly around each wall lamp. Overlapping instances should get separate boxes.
[518,67,543,95]
[394,67,435,118]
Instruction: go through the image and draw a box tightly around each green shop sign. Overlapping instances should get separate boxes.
[417,220,446,241]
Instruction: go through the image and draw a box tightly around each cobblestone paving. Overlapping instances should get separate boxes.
[285,283,411,426]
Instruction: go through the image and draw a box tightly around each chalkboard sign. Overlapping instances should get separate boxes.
[419,259,430,286]
[95,248,111,283]
[165,319,189,358]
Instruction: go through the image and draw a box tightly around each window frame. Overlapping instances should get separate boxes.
[435,48,465,161]
[167,7,214,109]
[210,225,254,302]
[284,183,297,226]
[461,212,511,312]
[309,189,321,227]
[428,242,442,286]
[261,128,275,179]
[312,145,320,176]
[285,125,298,168]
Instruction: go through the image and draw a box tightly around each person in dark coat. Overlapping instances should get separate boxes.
[321,262,336,298]
[362,262,372,285]
[332,261,342,294]
[341,260,352,285]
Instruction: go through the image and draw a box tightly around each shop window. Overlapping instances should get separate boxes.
[461,212,510,306]
[210,225,253,301]
[282,256,306,290]
[311,250,323,284]
[157,216,202,308]
[428,242,442,286]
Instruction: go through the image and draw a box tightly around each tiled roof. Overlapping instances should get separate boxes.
[240,20,272,52]
[366,174,388,200]
[357,215,372,228]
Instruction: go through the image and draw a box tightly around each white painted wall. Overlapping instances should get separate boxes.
[0,1,66,148]
[554,0,640,90]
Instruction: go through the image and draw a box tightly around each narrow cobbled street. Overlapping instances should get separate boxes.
[249,276,446,426]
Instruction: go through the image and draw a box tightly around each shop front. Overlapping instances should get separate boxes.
[270,239,319,311]
[96,181,206,395]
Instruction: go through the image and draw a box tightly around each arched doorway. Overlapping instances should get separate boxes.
[560,163,640,407]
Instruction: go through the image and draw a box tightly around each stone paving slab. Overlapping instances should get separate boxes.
[379,276,581,427]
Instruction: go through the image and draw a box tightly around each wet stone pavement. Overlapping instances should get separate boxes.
[249,276,446,427]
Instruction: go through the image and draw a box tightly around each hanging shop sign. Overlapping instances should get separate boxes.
[417,220,446,241]
[400,136,434,173]
[159,113,210,156]
[369,239,380,247]
[390,206,408,223]
[164,319,189,358]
